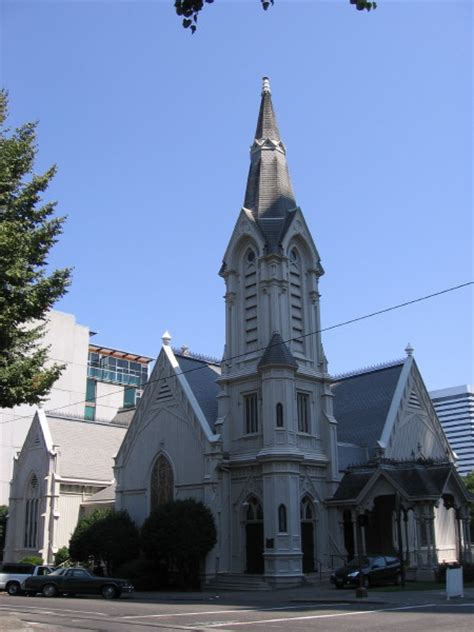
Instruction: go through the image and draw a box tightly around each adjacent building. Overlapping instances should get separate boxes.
[0,310,152,505]
[430,386,474,476]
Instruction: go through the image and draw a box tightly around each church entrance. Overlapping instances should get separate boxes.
[245,497,264,574]
[301,496,315,573]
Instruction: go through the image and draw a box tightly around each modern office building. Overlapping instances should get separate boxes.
[0,310,153,505]
[430,385,474,476]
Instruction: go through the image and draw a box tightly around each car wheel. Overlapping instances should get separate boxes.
[101,584,117,599]
[6,582,21,596]
[42,583,58,598]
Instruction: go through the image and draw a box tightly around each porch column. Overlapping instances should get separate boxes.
[403,508,410,566]
[427,504,438,566]
[461,505,472,563]
[454,508,463,564]
[414,505,424,567]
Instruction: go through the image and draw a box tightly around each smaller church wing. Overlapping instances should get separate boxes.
[47,415,126,482]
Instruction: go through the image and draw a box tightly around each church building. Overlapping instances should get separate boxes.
[115,78,472,586]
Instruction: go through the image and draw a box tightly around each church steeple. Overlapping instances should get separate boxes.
[243,77,297,250]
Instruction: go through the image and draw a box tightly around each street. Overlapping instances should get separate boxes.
[1,591,474,632]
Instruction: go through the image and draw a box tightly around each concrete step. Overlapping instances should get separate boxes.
[204,573,272,592]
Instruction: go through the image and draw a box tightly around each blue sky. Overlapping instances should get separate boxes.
[2,0,472,390]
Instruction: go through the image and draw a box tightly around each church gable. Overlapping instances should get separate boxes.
[381,359,452,462]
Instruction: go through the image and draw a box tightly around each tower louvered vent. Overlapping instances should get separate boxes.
[244,249,258,351]
[289,247,304,352]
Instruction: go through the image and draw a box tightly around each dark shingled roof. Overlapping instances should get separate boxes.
[175,353,221,432]
[258,332,298,370]
[243,79,297,251]
[333,362,404,456]
[331,461,455,503]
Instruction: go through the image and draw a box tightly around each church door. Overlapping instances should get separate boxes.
[245,497,264,574]
[301,497,315,573]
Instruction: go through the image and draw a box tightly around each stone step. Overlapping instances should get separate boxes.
[204,573,272,592]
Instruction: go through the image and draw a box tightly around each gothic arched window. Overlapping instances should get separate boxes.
[24,474,39,549]
[276,402,284,428]
[300,496,314,521]
[150,454,174,512]
[278,504,288,532]
[289,246,304,354]
[246,496,263,522]
[243,247,258,352]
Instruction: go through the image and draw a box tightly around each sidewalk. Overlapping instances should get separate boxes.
[131,580,474,607]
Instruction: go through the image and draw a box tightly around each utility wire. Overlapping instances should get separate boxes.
[1,280,472,426]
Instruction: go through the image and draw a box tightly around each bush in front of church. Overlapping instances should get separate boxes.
[69,509,140,575]
[141,498,217,589]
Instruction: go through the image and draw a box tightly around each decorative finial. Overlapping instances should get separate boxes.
[262,76,271,95]
[405,342,414,357]
[180,345,190,356]
[162,330,172,346]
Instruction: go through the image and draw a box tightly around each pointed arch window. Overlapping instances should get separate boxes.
[246,496,263,522]
[244,247,258,351]
[278,504,288,533]
[150,454,174,512]
[289,246,304,353]
[24,474,39,549]
[276,402,284,428]
[300,496,314,521]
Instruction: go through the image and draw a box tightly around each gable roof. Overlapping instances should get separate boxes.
[47,414,126,481]
[332,361,405,456]
[331,460,473,504]
[173,352,221,432]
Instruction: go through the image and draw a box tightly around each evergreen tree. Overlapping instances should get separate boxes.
[0,90,71,408]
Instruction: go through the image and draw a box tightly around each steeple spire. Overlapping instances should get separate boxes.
[243,77,297,251]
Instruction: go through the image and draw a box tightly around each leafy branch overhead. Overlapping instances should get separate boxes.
[0,91,71,408]
[175,0,377,32]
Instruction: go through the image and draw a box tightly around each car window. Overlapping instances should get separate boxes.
[71,569,88,577]
[347,557,369,568]
[50,568,67,576]
[371,557,386,568]
[385,557,398,565]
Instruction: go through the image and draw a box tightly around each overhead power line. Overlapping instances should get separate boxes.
[1,280,472,426]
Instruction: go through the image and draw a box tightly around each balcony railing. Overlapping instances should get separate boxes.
[87,366,142,386]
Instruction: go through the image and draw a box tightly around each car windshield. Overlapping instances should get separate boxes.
[346,557,370,568]
[49,568,68,576]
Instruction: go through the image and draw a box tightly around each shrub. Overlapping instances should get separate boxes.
[141,498,216,589]
[19,556,43,565]
[114,557,171,591]
[436,562,474,583]
[54,546,70,567]
[69,509,140,575]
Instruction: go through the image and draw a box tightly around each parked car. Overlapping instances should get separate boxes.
[23,567,134,599]
[0,563,55,596]
[330,555,401,588]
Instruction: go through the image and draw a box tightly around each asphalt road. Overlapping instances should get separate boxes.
[1,593,474,632]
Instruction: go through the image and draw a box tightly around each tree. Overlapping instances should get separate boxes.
[175,0,378,33]
[464,471,474,538]
[69,510,140,575]
[0,90,71,409]
[54,546,70,567]
[141,499,216,588]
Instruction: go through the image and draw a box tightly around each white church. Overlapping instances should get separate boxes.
[4,79,472,584]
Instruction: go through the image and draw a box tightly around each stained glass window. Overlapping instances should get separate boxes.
[150,455,174,511]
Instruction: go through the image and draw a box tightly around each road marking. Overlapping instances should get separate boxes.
[121,603,340,620]
[201,603,438,627]
[0,604,106,616]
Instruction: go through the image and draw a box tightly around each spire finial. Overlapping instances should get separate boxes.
[262,76,271,95]
[162,330,172,346]
[405,342,414,357]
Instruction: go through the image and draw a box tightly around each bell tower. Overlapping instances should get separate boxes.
[216,78,339,584]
